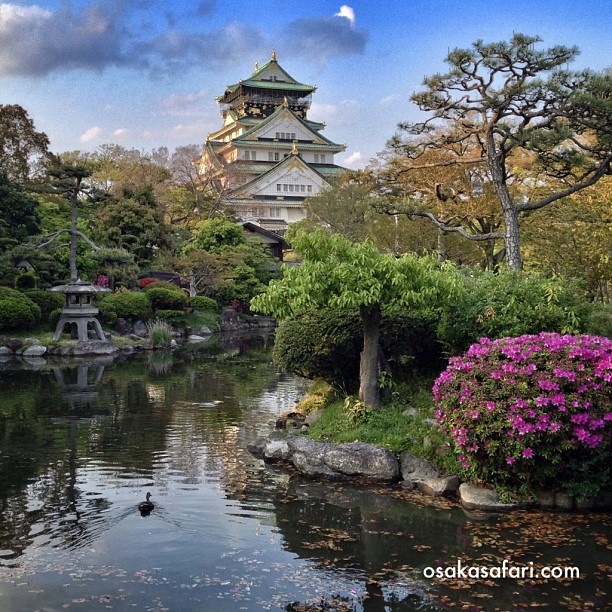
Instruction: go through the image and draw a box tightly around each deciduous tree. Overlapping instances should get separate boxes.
[251,230,460,409]
[0,104,51,182]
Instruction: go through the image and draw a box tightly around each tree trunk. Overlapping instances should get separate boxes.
[359,304,382,410]
[486,131,522,270]
[69,191,79,282]
[437,228,448,262]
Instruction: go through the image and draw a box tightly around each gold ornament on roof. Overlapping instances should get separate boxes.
[271,49,277,61]
[282,96,289,108]
[254,62,259,72]
[291,141,298,155]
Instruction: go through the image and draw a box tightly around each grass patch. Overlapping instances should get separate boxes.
[184,310,219,331]
[305,376,462,475]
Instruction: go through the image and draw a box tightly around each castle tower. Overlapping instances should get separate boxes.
[198,51,347,233]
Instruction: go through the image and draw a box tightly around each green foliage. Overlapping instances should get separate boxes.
[15,272,37,290]
[191,218,246,252]
[100,290,150,321]
[0,171,41,253]
[189,295,218,311]
[48,307,61,328]
[252,230,461,319]
[96,301,117,326]
[91,189,172,265]
[144,286,188,311]
[24,290,64,318]
[0,288,41,330]
[584,302,612,338]
[273,308,442,392]
[154,309,186,328]
[90,247,139,289]
[146,318,173,348]
[437,270,589,354]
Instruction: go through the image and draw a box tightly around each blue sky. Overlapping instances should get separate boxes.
[1,0,610,168]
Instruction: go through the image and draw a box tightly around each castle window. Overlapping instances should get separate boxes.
[321,154,326,163]
[307,185,312,193]
[314,154,319,162]
[277,184,281,192]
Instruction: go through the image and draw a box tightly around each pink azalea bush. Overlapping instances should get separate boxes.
[433,333,612,499]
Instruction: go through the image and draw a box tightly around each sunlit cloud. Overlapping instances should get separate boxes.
[334,5,356,26]
[80,126,103,143]
[310,100,361,127]
[341,151,365,169]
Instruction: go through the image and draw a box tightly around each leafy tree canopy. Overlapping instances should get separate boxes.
[0,171,41,253]
[385,34,612,270]
[0,104,51,182]
[251,230,461,408]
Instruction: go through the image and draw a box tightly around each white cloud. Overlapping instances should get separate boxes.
[113,128,129,138]
[309,100,360,127]
[334,5,356,26]
[341,151,365,169]
[160,90,208,116]
[80,126,103,143]
[380,93,402,107]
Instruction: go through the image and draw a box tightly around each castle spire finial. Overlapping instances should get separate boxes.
[282,96,289,108]
[254,61,259,72]
[271,49,277,62]
[291,141,298,156]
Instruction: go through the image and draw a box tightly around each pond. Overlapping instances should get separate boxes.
[0,335,609,611]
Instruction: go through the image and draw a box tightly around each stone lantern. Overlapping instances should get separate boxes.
[50,279,111,342]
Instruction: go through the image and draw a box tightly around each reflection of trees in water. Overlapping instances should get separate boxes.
[0,342,294,562]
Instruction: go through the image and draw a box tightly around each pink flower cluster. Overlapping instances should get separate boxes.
[433,333,612,488]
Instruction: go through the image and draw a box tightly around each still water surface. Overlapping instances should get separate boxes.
[0,335,609,611]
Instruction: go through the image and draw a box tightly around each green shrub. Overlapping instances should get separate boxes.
[49,308,61,328]
[0,298,39,330]
[154,309,186,327]
[0,287,41,330]
[15,273,37,290]
[585,302,612,338]
[144,286,188,311]
[24,290,64,318]
[96,301,117,326]
[189,295,218,311]
[434,333,612,500]
[100,290,150,321]
[273,308,442,393]
[438,271,589,354]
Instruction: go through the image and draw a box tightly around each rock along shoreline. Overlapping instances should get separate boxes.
[248,428,612,513]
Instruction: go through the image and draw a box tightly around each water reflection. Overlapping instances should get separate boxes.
[0,340,609,611]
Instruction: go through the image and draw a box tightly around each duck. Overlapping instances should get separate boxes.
[138,492,155,515]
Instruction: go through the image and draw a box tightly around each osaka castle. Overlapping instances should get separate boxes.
[198,51,347,233]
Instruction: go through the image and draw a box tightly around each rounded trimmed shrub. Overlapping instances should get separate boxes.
[0,287,41,330]
[189,295,218,311]
[434,333,612,499]
[274,308,442,393]
[144,286,188,311]
[100,291,150,321]
[24,290,64,318]
[0,298,39,330]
